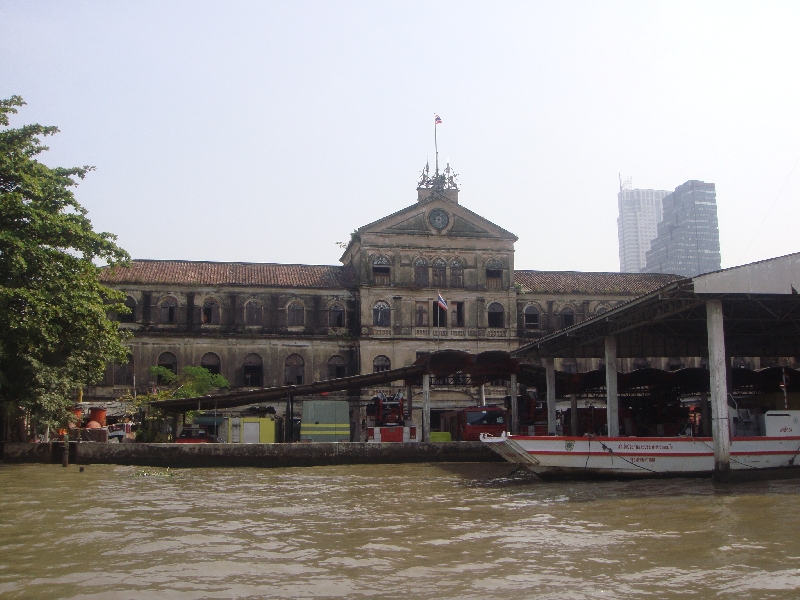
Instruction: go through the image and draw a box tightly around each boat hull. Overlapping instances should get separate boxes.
[480,433,800,480]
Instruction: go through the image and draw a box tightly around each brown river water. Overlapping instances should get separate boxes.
[2,462,800,599]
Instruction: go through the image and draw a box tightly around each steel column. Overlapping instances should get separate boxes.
[546,358,557,435]
[605,335,619,437]
[422,374,431,443]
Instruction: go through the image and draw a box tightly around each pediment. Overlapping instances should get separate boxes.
[358,199,517,242]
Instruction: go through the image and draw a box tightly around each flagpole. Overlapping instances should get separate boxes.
[434,115,439,175]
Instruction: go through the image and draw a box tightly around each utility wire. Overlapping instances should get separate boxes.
[739,155,800,264]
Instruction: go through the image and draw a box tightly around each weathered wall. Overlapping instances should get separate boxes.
[2,442,503,468]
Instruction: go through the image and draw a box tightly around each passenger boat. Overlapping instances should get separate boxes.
[481,410,800,479]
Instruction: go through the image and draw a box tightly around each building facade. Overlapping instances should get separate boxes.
[617,183,670,273]
[95,168,678,408]
[644,180,721,277]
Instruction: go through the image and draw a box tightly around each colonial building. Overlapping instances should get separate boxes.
[94,166,677,405]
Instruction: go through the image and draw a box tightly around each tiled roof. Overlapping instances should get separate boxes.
[514,270,681,295]
[99,260,357,289]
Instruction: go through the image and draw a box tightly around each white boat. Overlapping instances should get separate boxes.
[481,410,800,479]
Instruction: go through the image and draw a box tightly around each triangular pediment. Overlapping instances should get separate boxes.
[356,198,517,242]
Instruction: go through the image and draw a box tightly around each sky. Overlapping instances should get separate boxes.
[2,1,799,272]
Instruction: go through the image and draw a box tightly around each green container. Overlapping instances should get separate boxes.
[429,431,452,442]
[300,401,350,442]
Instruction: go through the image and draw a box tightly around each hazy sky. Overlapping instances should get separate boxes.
[2,1,799,272]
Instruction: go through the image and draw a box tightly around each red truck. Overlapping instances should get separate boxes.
[440,406,507,441]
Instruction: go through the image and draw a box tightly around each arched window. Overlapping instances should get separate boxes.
[285,354,305,385]
[327,355,347,379]
[373,301,390,327]
[431,258,447,287]
[450,259,464,288]
[202,298,221,325]
[524,305,539,330]
[560,307,575,329]
[562,358,578,374]
[119,296,136,323]
[414,258,429,287]
[113,354,134,385]
[160,297,178,324]
[245,301,263,326]
[328,304,345,327]
[373,355,391,373]
[596,305,609,316]
[372,255,391,286]
[487,302,504,328]
[287,301,304,327]
[157,352,177,376]
[243,353,263,387]
[200,352,221,375]
[485,260,503,290]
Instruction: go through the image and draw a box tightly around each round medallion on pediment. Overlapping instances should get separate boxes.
[428,208,449,230]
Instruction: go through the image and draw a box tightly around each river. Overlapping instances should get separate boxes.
[2,462,800,599]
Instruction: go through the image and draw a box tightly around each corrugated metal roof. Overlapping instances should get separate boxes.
[514,270,679,295]
[99,260,357,289]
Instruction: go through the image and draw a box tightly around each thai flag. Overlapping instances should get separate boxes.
[434,114,442,125]
[437,292,448,311]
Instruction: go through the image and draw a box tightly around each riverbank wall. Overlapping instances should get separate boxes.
[0,441,503,468]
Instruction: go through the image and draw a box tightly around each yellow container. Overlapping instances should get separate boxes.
[429,431,452,442]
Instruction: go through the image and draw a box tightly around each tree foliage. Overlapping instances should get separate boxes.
[0,96,131,437]
[148,366,230,399]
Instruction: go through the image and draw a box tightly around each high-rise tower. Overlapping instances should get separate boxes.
[644,180,721,277]
[617,180,670,273]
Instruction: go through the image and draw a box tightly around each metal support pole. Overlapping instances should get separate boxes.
[406,383,414,417]
[605,336,619,437]
[706,299,731,476]
[480,383,486,407]
[570,394,578,436]
[545,358,557,435]
[422,374,431,442]
[510,374,518,435]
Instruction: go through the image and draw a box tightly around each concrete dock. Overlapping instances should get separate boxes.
[0,441,503,468]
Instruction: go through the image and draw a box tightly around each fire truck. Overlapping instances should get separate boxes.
[366,392,418,442]
[439,406,507,441]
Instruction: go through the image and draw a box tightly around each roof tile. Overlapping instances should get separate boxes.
[514,270,680,295]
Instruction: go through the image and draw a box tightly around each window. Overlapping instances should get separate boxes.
[373,301,391,327]
[524,306,539,330]
[415,301,429,326]
[113,354,134,385]
[119,296,136,323]
[450,259,464,288]
[202,299,221,325]
[452,301,465,327]
[414,258,429,287]
[287,301,304,327]
[562,358,578,374]
[433,303,447,327]
[200,352,221,375]
[327,355,347,379]
[285,354,305,385]
[431,258,447,287]
[160,297,177,324]
[487,302,504,328]
[486,260,503,290]
[328,304,345,327]
[156,352,177,382]
[372,255,391,286]
[243,353,263,387]
[373,355,391,373]
[560,307,575,329]
[245,301,263,326]
[596,305,609,316]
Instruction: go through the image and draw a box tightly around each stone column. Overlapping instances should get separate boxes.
[706,299,731,475]
[545,357,557,435]
[605,336,619,437]
[510,374,518,435]
[422,374,431,443]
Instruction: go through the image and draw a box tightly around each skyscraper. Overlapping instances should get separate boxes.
[644,180,721,277]
[617,182,670,273]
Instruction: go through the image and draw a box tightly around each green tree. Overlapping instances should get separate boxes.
[0,96,131,440]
